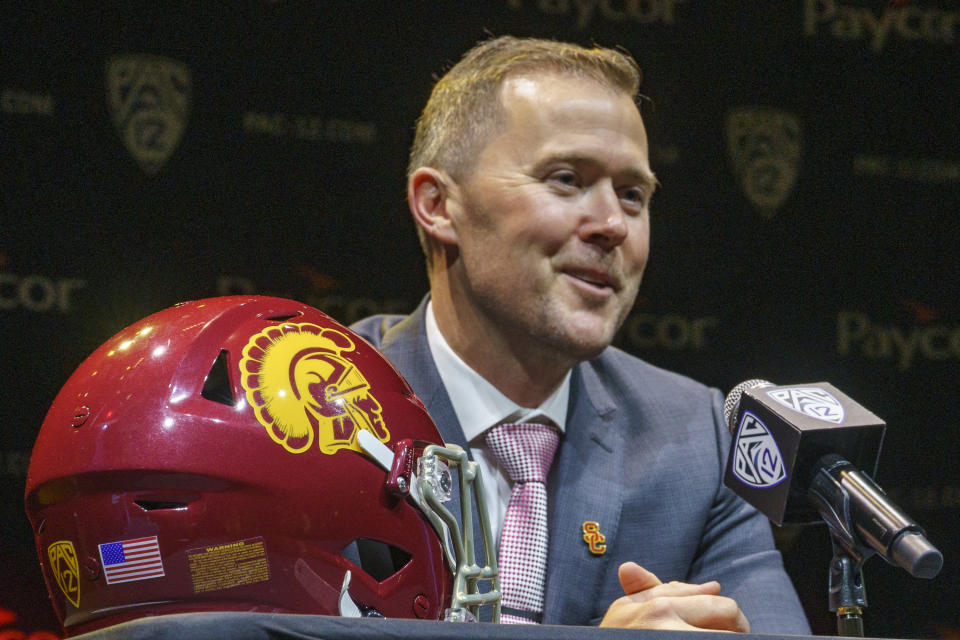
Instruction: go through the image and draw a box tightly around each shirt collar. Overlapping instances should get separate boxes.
[425,301,569,442]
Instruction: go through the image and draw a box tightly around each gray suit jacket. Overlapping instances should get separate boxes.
[352,300,810,634]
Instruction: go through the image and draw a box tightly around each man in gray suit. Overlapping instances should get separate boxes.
[353,36,810,633]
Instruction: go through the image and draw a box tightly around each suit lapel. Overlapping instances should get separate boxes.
[543,361,625,625]
[376,299,470,453]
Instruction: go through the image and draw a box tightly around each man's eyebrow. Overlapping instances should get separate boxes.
[629,167,659,193]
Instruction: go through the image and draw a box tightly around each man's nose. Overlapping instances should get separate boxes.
[580,183,628,249]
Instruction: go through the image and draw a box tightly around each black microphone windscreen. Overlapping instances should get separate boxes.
[723,379,774,434]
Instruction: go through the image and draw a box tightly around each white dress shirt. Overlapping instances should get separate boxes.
[424,302,570,545]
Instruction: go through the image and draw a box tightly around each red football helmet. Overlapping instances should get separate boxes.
[25,296,499,636]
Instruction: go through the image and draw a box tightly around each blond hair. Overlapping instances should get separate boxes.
[409,35,643,181]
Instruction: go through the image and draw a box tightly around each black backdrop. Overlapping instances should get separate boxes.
[2,2,958,638]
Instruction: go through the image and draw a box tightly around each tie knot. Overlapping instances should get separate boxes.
[484,422,559,484]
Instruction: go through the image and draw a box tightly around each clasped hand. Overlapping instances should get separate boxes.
[599,562,750,632]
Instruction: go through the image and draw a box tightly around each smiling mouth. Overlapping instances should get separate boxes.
[563,269,619,293]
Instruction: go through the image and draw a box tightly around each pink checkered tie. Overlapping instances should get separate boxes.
[485,422,560,624]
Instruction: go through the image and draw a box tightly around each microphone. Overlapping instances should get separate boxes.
[722,379,942,579]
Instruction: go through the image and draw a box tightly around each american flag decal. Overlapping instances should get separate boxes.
[98,536,165,585]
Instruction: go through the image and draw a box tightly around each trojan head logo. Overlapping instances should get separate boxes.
[240,323,389,455]
[48,540,80,608]
[106,54,191,175]
[767,387,845,424]
[732,412,786,488]
[726,107,802,218]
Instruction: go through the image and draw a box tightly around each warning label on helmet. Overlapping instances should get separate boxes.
[186,537,270,594]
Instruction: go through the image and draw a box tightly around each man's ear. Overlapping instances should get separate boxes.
[408,167,459,246]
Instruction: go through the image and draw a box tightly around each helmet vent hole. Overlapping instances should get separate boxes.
[201,350,235,406]
[341,538,412,583]
[135,500,190,511]
[266,313,301,322]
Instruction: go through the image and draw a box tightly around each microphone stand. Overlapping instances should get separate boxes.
[829,537,868,637]
[808,468,875,637]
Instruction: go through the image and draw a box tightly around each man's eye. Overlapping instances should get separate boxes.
[620,187,646,206]
[549,170,579,187]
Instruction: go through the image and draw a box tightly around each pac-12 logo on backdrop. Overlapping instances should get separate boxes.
[106,54,191,175]
[240,323,389,455]
[726,107,802,219]
[732,412,786,488]
[767,387,845,424]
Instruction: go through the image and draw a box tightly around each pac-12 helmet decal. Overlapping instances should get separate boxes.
[25,296,499,635]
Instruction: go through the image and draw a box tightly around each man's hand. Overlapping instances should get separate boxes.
[599,562,751,632]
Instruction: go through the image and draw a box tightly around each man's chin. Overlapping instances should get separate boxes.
[549,323,617,362]
[526,305,622,363]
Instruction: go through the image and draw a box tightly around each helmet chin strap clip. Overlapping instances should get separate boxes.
[385,439,415,498]
[338,570,387,619]
[338,570,362,618]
